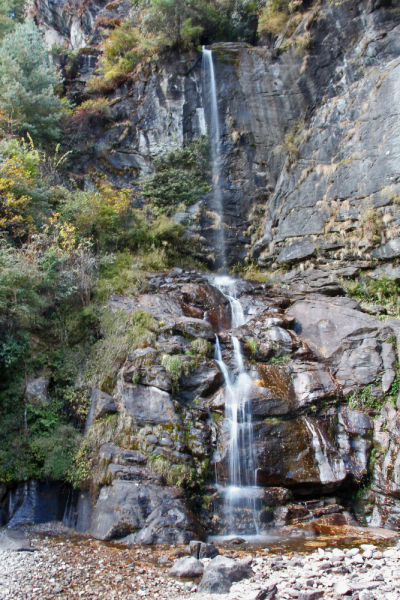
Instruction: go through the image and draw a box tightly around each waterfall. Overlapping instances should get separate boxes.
[202,50,259,534]
[213,276,259,534]
[202,47,225,267]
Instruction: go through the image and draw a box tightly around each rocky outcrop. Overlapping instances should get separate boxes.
[288,296,394,395]
[32,0,400,273]
[90,480,205,543]
[75,270,400,539]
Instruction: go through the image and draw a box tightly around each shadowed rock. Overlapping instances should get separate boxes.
[197,555,253,593]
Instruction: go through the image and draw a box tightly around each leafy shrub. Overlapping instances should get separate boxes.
[31,424,81,480]
[258,0,303,37]
[141,136,211,214]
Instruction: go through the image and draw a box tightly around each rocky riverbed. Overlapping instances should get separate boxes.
[1,524,399,600]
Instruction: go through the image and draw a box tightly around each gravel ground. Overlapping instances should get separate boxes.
[1,524,400,600]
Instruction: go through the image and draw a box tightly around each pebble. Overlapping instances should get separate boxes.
[1,524,400,600]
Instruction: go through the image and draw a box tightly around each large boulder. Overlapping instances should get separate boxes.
[162,317,215,340]
[288,298,392,394]
[289,360,340,409]
[90,481,205,543]
[110,293,185,320]
[85,388,117,431]
[116,381,179,425]
[177,359,224,403]
[169,556,204,578]
[277,238,317,265]
[197,555,253,594]
[0,531,31,552]
[253,417,346,494]
[189,540,219,559]
[122,348,172,391]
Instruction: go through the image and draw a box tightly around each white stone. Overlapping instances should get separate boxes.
[334,581,352,595]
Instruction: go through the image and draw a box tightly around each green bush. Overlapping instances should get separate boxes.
[141,136,211,214]
[345,276,400,313]
[258,0,303,37]
[31,424,81,480]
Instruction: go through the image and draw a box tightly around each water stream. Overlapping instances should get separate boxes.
[202,48,260,534]
[202,47,225,267]
[213,276,260,534]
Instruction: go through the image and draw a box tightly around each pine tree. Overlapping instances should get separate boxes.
[0,20,68,141]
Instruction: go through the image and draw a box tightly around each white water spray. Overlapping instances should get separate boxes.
[202,47,225,266]
[213,276,259,533]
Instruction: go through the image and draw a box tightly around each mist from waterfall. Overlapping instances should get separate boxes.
[202,47,225,267]
[213,276,259,534]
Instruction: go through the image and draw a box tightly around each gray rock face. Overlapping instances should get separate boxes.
[288,298,392,394]
[85,388,117,431]
[336,406,373,482]
[122,348,172,392]
[169,556,204,578]
[90,480,205,543]
[162,317,215,340]
[26,376,49,404]
[34,0,400,272]
[116,381,179,425]
[277,239,317,265]
[289,360,340,409]
[371,238,400,260]
[197,555,253,594]
[177,359,224,403]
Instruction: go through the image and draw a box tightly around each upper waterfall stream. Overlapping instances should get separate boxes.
[202,47,225,268]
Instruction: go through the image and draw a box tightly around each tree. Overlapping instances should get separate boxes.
[142,0,204,47]
[0,20,68,141]
[0,0,25,41]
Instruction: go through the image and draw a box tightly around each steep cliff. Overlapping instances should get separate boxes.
[4,0,398,540]
[33,0,400,273]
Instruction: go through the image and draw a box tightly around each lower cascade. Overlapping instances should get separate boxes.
[213,276,260,535]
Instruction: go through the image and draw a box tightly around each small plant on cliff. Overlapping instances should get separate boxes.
[141,137,211,214]
[147,455,194,487]
[258,0,303,37]
[344,276,400,315]
[86,309,158,393]
[190,338,211,357]
[245,338,258,357]
[87,21,154,91]
[162,353,195,395]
